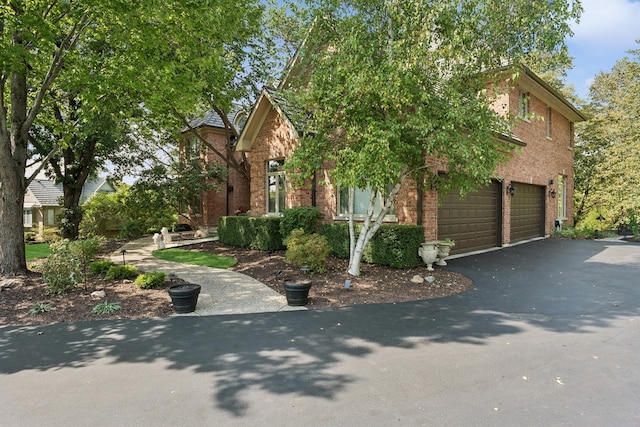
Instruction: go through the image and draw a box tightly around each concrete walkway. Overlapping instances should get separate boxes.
[110,236,304,315]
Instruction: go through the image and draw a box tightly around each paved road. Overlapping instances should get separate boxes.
[2,238,639,426]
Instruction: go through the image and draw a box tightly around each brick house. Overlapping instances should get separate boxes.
[180,109,251,228]
[235,67,586,255]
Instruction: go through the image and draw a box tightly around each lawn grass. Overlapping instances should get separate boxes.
[152,248,237,269]
[25,243,51,261]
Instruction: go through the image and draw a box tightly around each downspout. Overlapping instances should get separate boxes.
[311,171,317,207]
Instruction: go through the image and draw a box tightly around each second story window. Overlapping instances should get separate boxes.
[518,89,530,119]
[546,107,553,139]
[185,137,203,160]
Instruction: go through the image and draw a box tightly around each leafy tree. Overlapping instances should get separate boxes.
[0,1,264,274]
[576,47,640,228]
[284,0,582,276]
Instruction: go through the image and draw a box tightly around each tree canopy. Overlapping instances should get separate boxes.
[0,0,264,274]
[283,0,582,275]
[574,45,640,229]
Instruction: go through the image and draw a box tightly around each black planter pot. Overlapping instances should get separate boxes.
[283,280,312,306]
[168,284,201,313]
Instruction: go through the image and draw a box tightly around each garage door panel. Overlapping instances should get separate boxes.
[438,181,500,254]
[510,183,545,242]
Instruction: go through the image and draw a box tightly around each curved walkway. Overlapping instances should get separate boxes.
[110,236,304,316]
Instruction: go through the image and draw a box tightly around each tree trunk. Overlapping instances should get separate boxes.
[0,168,28,276]
[60,181,85,240]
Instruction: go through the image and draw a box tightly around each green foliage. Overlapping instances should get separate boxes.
[119,219,144,239]
[134,272,166,289]
[218,216,284,250]
[70,238,103,263]
[89,260,115,275]
[152,249,237,269]
[575,49,640,226]
[551,227,594,239]
[80,192,126,237]
[39,227,60,243]
[25,243,51,262]
[283,229,330,273]
[105,264,138,280]
[363,225,424,269]
[29,303,56,315]
[41,240,82,294]
[280,206,324,239]
[576,209,615,232]
[320,222,354,259]
[92,301,122,315]
[24,232,37,242]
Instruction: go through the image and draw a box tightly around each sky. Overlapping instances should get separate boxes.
[565,0,640,99]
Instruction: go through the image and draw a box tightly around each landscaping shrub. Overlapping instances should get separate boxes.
[279,206,324,240]
[105,264,138,280]
[134,272,166,289]
[39,227,60,242]
[218,216,284,250]
[119,219,144,239]
[363,224,424,268]
[320,222,353,259]
[41,239,82,294]
[89,260,114,275]
[24,231,37,242]
[283,229,330,273]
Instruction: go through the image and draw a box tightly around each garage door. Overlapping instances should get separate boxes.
[510,183,545,242]
[438,181,501,254]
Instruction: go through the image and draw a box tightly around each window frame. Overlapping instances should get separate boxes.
[335,186,398,222]
[546,106,553,139]
[23,209,33,227]
[266,159,286,215]
[557,174,567,220]
[518,89,530,120]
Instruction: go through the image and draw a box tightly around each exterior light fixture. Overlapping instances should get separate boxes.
[549,189,556,198]
[506,183,516,196]
[120,249,127,265]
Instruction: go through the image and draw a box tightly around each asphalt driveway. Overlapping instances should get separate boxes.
[2,238,639,426]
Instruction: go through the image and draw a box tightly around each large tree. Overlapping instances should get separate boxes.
[0,0,263,274]
[575,46,640,228]
[284,0,582,276]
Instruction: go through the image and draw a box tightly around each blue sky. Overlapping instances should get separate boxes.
[566,0,640,99]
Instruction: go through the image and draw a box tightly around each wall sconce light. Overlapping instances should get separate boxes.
[548,179,554,185]
[506,183,516,196]
[549,189,556,198]
[227,184,234,192]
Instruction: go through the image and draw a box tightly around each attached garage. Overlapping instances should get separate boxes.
[510,182,545,242]
[438,181,501,254]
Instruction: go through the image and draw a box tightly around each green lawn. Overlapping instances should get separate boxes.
[152,248,237,269]
[25,243,51,261]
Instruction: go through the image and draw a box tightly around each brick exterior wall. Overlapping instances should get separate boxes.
[181,127,250,228]
[246,79,578,248]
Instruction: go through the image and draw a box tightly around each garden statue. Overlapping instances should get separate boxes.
[153,233,165,250]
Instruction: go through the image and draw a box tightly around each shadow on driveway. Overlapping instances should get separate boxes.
[1,239,638,417]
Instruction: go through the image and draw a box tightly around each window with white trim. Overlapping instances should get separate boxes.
[518,89,530,119]
[337,186,396,219]
[47,208,55,226]
[23,209,33,227]
[557,174,567,219]
[266,160,286,214]
[546,106,552,139]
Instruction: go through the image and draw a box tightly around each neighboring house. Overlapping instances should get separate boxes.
[23,177,116,235]
[235,66,586,255]
[179,108,251,228]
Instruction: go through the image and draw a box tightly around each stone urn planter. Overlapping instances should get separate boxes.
[418,242,439,271]
[435,240,455,266]
[168,284,201,313]
[283,279,312,306]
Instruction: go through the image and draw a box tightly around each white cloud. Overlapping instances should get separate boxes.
[570,0,640,48]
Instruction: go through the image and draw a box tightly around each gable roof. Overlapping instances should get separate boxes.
[182,108,247,135]
[25,178,115,208]
[235,87,302,152]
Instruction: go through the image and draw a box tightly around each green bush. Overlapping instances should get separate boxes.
[24,231,37,242]
[41,239,81,294]
[89,260,114,275]
[105,264,138,280]
[279,206,324,240]
[218,216,283,250]
[119,219,144,239]
[364,224,424,268]
[92,301,121,314]
[39,227,60,243]
[134,272,166,289]
[283,229,330,273]
[320,222,424,268]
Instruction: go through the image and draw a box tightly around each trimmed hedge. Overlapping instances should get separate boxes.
[320,222,424,269]
[218,216,284,251]
[279,206,324,239]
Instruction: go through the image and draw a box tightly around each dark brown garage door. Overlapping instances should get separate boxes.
[438,181,501,254]
[510,183,545,242]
